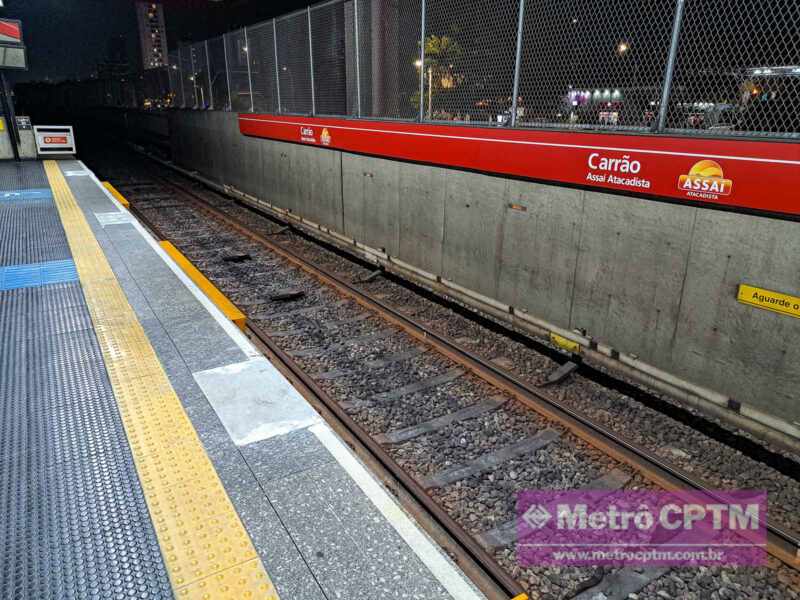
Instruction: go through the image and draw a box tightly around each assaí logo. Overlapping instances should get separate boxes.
[320,128,332,146]
[678,160,733,200]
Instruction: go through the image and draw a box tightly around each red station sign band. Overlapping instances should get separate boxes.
[240,114,800,219]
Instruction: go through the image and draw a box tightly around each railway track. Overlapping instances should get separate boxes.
[91,148,800,600]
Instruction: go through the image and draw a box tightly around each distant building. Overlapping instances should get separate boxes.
[136,2,168,69]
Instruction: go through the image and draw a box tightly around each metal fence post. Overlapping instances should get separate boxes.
[354,0,362,117]
[418,0,427,121]
[510,0,526,127]
[205,40,213,109]
[656,0,686,132]
[223,36,232,110]
[308,8,316,115]
[244,27,254,112]
[190,46,197,108]
[176,62,185,108]
[273,20,282,113]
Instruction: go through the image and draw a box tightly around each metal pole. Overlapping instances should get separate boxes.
[223,36,232,110]
[428,67,432,119]
[418,0,427,121]
[354,0,362,117]
[0,72,20,161]
[656,0,686,132]
[244,28,254,112]
[308,8,316,115]
[510,0,525,127]
[175,60,185,108]
[205,40,213,109]
[190,46,197,108]
[273,20,282,113]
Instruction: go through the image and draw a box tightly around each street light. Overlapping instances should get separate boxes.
[414,59,433,119]
[617,41,630,55]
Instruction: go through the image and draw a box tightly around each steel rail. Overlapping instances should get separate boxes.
[136,171,800,575]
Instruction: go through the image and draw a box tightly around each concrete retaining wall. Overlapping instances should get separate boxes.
[161,110,799,426]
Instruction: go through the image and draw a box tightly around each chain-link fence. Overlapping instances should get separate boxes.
[78,0,800,139]
[276,10,314,114]
[208,36,230,110]
[247,21,279,114]
[517,0,675,131]
[179,45,195,109]
[422,0,519,124]
[226,29,252,112]
[664,0,800,136]
[358,0,423,120]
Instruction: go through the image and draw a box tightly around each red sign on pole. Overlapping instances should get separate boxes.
[0,19,22,45]
[0,19,26,70]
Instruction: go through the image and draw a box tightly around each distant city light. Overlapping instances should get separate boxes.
[617,41,630,54]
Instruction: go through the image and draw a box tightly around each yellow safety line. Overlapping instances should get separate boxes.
[160,241,247,330]
[102,181,130,208]
[44,161,278,600]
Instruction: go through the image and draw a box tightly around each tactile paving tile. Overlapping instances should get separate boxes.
[44,160,279,598]
[0,202,72,267]
[178,558,278,599]
[0,286,174,599]
[0,259,79,291]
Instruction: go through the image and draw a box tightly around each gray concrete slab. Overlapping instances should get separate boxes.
[570,192,697,363]
[240,428,335,484]
[263,461,455,600]
[498,180,584,325]
[398,162,447,276]
[342,153,401,254]
[441,170,508,299]
[159,312,246,372]
[671,209,800,417]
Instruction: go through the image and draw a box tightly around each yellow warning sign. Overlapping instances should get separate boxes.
[737,284,800,319]
[0,118,5,132]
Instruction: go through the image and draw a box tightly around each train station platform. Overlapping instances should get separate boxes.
[0,159,484,600]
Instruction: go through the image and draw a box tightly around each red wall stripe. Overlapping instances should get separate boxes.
[240,114,800,218]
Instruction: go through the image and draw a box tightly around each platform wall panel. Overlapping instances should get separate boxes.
[569,194,697,366]
[397,163,447,277]
[672,211,800,417]
[497,181,585,328]
[342,154,401,256]
[161,110,800,425]
[441,170,508,301]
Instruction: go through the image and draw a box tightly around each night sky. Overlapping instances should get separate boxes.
[1,0,312,84]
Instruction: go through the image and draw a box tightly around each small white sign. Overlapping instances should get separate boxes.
[34,125,76,155]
